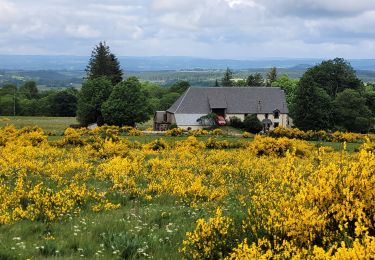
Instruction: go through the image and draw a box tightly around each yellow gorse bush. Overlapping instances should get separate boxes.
[181,208,234,259]
[165,127,185,136]
[0,125,374,259]
[270,126,375,143]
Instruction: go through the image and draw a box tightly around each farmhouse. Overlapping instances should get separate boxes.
[154,87,291,131]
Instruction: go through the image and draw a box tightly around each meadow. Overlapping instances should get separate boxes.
[0,116,78,135]
[0,124,374,259]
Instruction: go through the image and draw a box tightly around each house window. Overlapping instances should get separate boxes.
[163,113,167,122]
[244,113,248,117]
[274,122,279,128]
[273,110,280,119]
[265,113,269,119]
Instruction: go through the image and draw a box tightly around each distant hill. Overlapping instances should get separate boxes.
[1,55,375,71]
[1,55,375,87]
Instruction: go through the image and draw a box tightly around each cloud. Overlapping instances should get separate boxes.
[0,0,375,58]
[65,25,101,38]
[0,0,17,23]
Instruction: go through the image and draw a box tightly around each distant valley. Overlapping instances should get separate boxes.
[1,55,375,88]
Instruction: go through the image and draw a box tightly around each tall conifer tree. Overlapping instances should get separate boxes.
[85,42,123,85]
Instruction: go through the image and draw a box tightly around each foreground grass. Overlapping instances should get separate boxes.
[0,197,209,259]
[0,125,373,259]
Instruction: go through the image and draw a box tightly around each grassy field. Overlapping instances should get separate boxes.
[0,116,362,152]
[0,197,204,259]
[0,125,373,259]
[0,116,78,135]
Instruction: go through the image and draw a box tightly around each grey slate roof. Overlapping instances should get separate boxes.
[167,87,288,114]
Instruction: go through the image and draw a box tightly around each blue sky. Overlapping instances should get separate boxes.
[1,0,375,59]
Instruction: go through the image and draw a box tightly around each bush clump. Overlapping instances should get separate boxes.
[243,115,263,134]
[249,135,313,157]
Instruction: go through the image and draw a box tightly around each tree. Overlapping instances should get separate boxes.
[221,67,234,86]
[0,95,19,116]
[76,77,113,126]
[101,77,149,126]
[169,81,190,94]
[159,92,181,110]
[292,74,332,131]
[246,73,264,86]
[0,84,18,116]
[18,99,39,116]
[243,114,263,133]
[271,75,298,107]
[19,81,38,99]
[235,79,247,86]
[365,92,375,117]
[50,91,78,117]
[85,42,123,85]
[333,89,373,132]
[303,58,362,98]
[214,79,219,87]
[266,67,277,86]
[0,84,17,96]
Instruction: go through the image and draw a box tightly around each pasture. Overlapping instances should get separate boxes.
[0,125,373,259]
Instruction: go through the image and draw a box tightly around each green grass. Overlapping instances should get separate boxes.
[0,197,209,259]
[0,116,362,152]
[310,140,361,152]
[0,116,78,135]
[136,119,153,130]
[125,134,250,143]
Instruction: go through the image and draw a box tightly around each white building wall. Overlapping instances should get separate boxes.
[226,113,291,130]
[257,113,289,129]
[174,114,207,130]
[174,113,291,130]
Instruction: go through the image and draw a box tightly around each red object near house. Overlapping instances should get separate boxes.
[216,116,226,125]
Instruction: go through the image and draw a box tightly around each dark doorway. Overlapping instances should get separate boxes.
[211,108,226,116]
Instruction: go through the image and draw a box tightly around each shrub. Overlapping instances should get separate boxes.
[212,128,223,136]
[121,126,134,133]
[60,128,86,146]
[128,128,143,136]
[92,125,120,140]
[243,115,262,134]
[269,126,372,143]
[205,138,230,149]
[165,128,184,136]
[229,116,243,129]
[147,138,169,151]
[242,131,252,138]
[249,135,312,157]
[189,128,209,136]
[180,208,235,259]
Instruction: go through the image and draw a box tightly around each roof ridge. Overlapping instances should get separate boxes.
[175,87,191,113]
[191,86,282,89]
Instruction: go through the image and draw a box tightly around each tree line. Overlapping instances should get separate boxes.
[77,42,189,126]
[220,58,375,133]
[0,42,189,122]
[0,81,78,117]
[1,41,374,132]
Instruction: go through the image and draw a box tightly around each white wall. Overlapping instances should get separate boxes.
[227,113,291,129]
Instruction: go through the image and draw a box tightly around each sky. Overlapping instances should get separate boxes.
[0,0,375,59]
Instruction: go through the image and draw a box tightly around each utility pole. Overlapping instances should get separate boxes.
[13,86,16,117]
